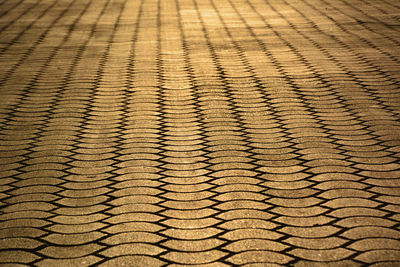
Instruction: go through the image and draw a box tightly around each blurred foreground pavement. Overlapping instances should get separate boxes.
[1,0,400,265]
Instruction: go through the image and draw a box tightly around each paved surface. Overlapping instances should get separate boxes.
[1,0,400,265]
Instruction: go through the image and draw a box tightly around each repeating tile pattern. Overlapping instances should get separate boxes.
[1,0,400,265]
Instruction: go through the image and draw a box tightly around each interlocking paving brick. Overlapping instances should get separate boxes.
[36,256,102,267]
[1,0,400,265]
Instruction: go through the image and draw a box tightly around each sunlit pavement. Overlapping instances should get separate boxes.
[1,0,400,265]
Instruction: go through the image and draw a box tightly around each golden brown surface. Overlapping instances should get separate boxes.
[1,0,400,265]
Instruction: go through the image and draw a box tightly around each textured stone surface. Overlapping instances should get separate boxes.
[1,0,400,265]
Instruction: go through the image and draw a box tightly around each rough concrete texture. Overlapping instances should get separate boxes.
[1,0,400,265]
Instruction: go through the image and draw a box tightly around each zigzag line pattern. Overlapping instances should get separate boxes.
[0,0,400,265]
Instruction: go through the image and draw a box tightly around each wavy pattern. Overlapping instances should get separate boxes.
[1,0,400,265]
